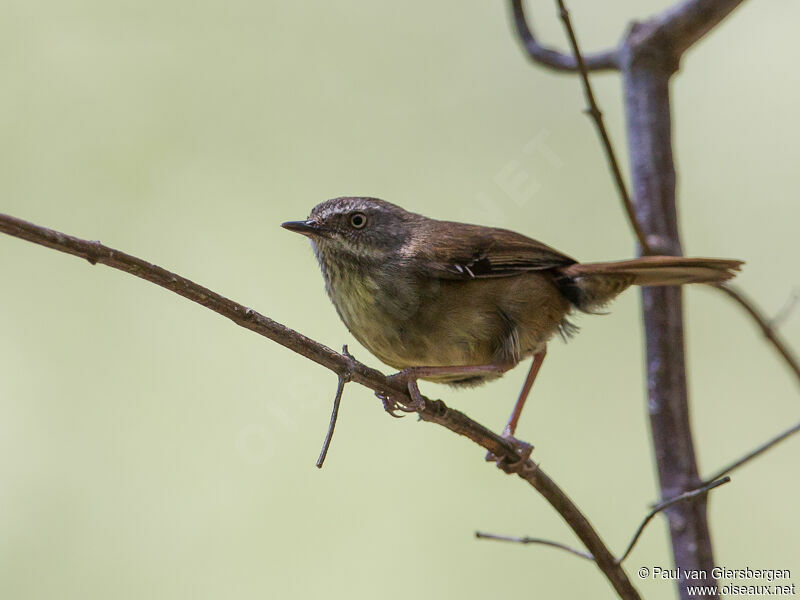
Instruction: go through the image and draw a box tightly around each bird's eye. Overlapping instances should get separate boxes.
[350,213,367,229]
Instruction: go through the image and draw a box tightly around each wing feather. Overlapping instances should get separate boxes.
[406,220,576,279]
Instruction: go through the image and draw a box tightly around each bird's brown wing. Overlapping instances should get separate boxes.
[407,220,577,279]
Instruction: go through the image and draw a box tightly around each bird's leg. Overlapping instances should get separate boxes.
[379,364,507,416]
[488,348,547,472]
[504,348,547,438]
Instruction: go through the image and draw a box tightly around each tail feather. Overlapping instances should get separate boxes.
[555,256,743,312]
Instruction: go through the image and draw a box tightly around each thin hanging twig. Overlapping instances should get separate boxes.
[316,368,349,468]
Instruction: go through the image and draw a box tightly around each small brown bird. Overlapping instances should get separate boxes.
[283,197,741,448]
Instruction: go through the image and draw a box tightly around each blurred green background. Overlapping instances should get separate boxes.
[1,1,798,598]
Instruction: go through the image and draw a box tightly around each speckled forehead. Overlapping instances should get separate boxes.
[310,197,381,220]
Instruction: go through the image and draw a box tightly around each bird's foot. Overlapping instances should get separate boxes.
[486,432,534,475]
[375,392,418,418]
[377,369,427,416]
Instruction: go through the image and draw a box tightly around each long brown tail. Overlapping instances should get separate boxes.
[555,256,743,312]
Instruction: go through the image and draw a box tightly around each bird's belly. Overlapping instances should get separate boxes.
[329,272,569,381]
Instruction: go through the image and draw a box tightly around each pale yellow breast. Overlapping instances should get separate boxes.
[325,263,571,379]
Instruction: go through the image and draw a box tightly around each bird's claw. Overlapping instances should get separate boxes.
[377,392,418,417]
[383,369,427,413]
[485,433,535,475]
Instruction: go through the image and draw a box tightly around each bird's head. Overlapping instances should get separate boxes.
[282,197,422,261]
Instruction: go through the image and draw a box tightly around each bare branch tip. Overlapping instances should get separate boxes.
[475,530,594,561]
[703,422,800,484]
[770,288,800,329]
[618,476,732,564]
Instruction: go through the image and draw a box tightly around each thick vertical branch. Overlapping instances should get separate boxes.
[513,1,782,598]
[620,31,716,600]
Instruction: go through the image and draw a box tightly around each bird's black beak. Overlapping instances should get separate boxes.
[281,219,320,237]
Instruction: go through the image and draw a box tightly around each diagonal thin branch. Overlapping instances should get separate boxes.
[0,212,642,600]
[510,0,618,73]
[703,422,800,485]
[617,477,730,564]
[546,0,652,254]
[714,284,800,385]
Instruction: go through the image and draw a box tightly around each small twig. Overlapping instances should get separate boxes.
[551,0,652,254]
[617,477,730,564]
[316,367,349,469]
[475,531,593,561]
[703,422,800,485]
[770,288,800,329]
[509,0,618,73]
[714,284,800,385]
